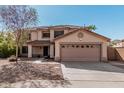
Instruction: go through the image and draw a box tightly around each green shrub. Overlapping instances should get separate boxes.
[0,32,16,58]
[0,42,16,58]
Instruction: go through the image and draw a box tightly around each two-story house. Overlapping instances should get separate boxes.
[20,25,110,62]
[113,40,124,47]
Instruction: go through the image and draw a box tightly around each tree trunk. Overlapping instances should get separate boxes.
[16,44,18,63]
[20,46,22,56]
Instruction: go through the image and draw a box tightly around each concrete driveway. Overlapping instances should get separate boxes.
[61,61,124,87]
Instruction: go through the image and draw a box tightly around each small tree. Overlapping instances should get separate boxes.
[86,25,97,31]
[19,30,29,55]
[0,5,38,61]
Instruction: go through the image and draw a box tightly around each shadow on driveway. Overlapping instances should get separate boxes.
[61,61,124,73]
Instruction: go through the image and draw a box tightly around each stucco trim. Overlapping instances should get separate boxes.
[59,42,103,44]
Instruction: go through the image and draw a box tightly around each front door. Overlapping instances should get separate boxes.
[43,46,48,57]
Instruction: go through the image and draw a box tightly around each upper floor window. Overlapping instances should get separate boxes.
[42,31,50,38]
[54,31,64,38]
[28,33,31,40]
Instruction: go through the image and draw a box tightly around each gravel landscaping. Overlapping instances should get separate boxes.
[0,60,70,88]
[0,80,70,88]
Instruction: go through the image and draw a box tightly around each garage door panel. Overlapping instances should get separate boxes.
[61,48,99,58]
[61,58,99,62]
[61,44,100,62]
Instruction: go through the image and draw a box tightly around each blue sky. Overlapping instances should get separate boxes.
[33,5,124,40]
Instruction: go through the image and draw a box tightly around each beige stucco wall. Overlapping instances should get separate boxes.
[31,30,50,41]
[55,29,109,62]
[64,29,69,34]
[31,31,38,41]
[30,29,72,41]
[28,29,71,58]
[122,42,124,47]
[37,31,42,40]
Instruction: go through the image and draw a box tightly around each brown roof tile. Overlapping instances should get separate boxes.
[27,40,51,44]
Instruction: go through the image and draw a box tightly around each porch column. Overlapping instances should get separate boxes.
[28,45,32,58]
[50,44,54,58]
[50,29,54,42]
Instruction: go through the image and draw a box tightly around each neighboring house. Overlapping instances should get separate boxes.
[20,25,110,62]
[113,40,124,47]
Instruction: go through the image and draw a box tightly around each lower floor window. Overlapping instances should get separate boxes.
[22,46,28,53]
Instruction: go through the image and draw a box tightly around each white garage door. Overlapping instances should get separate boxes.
[61,44,101,62]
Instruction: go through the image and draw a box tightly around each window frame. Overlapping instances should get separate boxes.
[42,31,50,38]
[22,46,28,54]
[28,33,31,40]
[54,30,64,38]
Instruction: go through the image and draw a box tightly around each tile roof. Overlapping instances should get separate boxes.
[27,40,51,44]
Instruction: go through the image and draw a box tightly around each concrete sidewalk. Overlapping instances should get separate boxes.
[69,80,124,88]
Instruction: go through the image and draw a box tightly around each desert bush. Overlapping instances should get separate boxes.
[0,32,16,58]
[0,43,16,58]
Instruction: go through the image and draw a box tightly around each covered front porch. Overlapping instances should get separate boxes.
[27,40,54,58]
[32,46,50,58]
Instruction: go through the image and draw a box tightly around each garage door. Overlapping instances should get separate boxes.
[60,44,101,62]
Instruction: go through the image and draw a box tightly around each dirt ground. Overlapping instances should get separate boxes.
[0,59,70,88]
[0,59,10,66]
